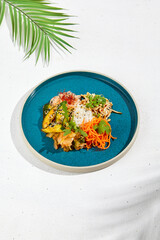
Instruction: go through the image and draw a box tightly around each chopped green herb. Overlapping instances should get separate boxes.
[86,94,106,109]
[86,103,90,108]
[89,95,93,101]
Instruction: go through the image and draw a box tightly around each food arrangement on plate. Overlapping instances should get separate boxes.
[41,91,121,152]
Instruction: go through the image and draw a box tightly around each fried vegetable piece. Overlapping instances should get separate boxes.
[42,107,56,128]
[46,132,55,138]
[74,140,85,150]
[52,133,60,150]
[57,132,76,151]
[54,140,59,149]
[55,106,64,124]
[73,132,85,150]
[42,124,63,133]
[43,103,52,118]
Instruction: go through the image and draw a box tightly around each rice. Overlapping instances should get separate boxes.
[73,103,93,126]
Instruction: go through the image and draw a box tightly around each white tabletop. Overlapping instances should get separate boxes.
[0,1,160,239]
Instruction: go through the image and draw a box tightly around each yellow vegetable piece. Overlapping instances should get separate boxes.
[42,107,56,129]
[56,106,63,123]
[42,124,63,133]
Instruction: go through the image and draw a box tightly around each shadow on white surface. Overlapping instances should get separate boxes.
[10,91,77,175]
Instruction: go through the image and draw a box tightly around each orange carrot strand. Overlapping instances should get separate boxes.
[81,117,115,150]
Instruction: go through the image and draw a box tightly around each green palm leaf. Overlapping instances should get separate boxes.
[0,0,77,64]
[0,0,5,24]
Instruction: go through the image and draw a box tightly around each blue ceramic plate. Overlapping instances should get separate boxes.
[21,71,139,172]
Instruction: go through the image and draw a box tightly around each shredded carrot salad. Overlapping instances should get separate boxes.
[81,117,116,150]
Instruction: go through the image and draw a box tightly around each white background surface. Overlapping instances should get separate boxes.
[0,0,160,239]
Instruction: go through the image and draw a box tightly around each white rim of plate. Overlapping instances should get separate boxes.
[20,71,140,173]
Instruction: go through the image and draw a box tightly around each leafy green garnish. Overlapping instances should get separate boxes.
[93,125,98,130]
[60,103,88,137]
[60,101,69,120]
[68,116,77,130]
[63,129,71,136]
[93,120,111,134]
[67,115,88,136]
[78,129,88,137]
